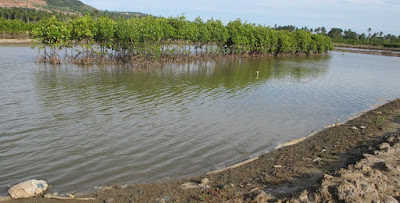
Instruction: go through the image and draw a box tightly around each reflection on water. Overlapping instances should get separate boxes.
[1,46,400,195]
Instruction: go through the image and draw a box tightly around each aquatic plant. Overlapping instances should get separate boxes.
[30,15,334,64]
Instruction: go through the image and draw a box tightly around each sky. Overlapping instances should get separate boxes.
[80,0,400,35]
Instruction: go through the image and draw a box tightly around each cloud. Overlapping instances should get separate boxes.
[384,0,400,5]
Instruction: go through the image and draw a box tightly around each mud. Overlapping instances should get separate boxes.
[4,99,400,202]
[277,133,400,202]
[0,38,32,44]
[333,43,400,52]
[334,47,400,57]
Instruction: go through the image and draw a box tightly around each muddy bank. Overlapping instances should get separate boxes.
[276,133,400,202]
[334,47,400,57]
[5,99,400,202]
[333,43,400,52]
[334,43,400,57]
[0,38,33,44]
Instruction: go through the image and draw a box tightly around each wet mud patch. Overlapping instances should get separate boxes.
[6,99,400,202]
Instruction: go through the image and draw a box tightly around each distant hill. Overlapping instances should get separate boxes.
[0,0,95,13]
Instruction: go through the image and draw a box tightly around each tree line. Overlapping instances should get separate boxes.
[28,15,332,64]
[274,25,400,48]
[0,7,397,48]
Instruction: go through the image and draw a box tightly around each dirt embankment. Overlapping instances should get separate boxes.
[0,38,32,44]
[276,133,400,202]
[333,43,400,52]
[4,99,400,203]
[334,43,400,57]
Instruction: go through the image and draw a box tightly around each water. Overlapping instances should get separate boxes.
[1,45,400,194]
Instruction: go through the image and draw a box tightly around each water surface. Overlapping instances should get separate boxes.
[1,45,400,194]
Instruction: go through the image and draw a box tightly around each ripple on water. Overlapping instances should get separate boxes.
[1,47,400,194]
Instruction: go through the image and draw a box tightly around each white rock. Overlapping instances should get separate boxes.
[313,158,322,162]
[360,126,367,129]
[8,179,49,199]
[179,182,199,190]
[201,178,210,185]
[351,126,358,130]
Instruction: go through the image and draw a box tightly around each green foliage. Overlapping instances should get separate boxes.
[373,115,386,125]
[0,18,31,34]
[70,15,95,45]
[31,16,70,48]
[30,15,333,64]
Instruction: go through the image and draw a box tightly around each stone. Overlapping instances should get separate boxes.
[351,126,358,130]
[313,158,322,163]
[254,191,274,202]
[199,184,211,190]
[360,126,367,129]
[156,196,171,203]
[379,143,391,151]
[200,178,210,185]
[179,182,199,190]
[382,195,398,203]
[8,179,49,199]
[105,198,115,203]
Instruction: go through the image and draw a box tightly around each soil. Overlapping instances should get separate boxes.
[333,43,400,52]
[0,39,33,44]
[334,47,400,57]
[334,43,400,57]
[3,99,400,203]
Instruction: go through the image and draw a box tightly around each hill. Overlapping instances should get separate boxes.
[0,0,96,13]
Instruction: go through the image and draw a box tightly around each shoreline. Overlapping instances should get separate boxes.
[2,38,399,59]
[5,98,400,202]
[0,38,33,44]
[333,43,400,57]
[334,47,400,57]
[333,43,400,52]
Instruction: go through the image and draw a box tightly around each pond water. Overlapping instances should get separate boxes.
[1,45,400,194]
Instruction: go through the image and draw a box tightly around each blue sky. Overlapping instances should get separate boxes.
[80,0,400,35]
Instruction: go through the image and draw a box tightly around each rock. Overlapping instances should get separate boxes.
[274,165,283,168]
[298,190,309,201]
[179,182,199,190]
[360,126,367,129]
[199,184,211,190]
[313,158,322,163]
[200,178,210,185]
[249,187,259,193]
[105,198,115,203]
[156,196,171,203]
[351,126,358,130]
[254,191,274,202]
[382,195,398,203]
[321,149,327,153]
[379,142,391,151]
[8,179,49,199]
